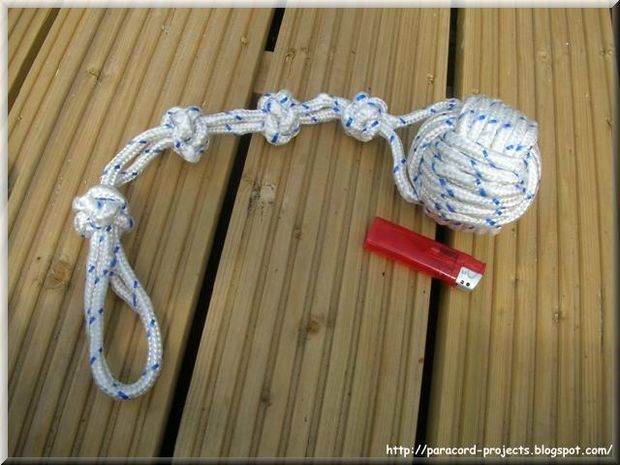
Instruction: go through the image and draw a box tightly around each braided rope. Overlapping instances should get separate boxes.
[73,90,541,400]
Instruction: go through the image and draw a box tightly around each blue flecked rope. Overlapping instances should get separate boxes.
[73,90,541,399]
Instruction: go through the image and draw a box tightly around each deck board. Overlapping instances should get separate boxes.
[173,8,451,458]
[8,8,273,457]
[427,8,614,451]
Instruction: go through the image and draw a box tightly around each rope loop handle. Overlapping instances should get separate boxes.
[74,90,541,399]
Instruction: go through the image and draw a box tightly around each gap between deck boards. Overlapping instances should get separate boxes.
[159,132,256,457]
[158,8,285,455]
[8,8,59,112]
[413,7,459,454]
[158,7,460,457]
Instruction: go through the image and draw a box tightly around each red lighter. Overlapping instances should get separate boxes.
[364,217,486,291]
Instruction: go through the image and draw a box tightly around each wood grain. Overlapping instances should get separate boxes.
[427,9,614,452]
[8,8,59,110]
[8,8,273,457]
[9,7,614,459]
[174,8,450,458]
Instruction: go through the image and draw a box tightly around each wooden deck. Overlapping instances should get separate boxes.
[7,8,616,459]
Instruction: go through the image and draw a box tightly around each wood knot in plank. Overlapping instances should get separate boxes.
[537,49,548,62]
[87,67,104,85]
[249,181,276,211]
[599,47,614,57]
[284,48,296,63]
[45,258,72,289]
[298,315,324,344]
[260,385,272,406]
[306,318,322,334]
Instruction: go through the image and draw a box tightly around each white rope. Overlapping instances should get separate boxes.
[73,90,541,400]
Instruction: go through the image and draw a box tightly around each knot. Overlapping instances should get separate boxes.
[341,92,389,142]
[73,185,133,238]
[161,106,209,163]
[258,90,301,145]
[408,95,541,233]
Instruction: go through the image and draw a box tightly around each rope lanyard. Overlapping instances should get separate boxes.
[73,90,541,399]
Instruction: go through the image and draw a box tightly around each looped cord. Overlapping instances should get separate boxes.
[74,90,541,399]
[73,184,161,400]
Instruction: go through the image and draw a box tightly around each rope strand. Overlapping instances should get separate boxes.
[73,90,541,399]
